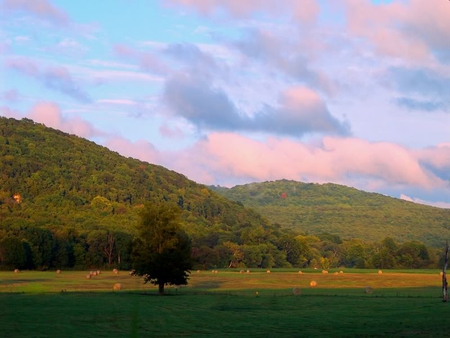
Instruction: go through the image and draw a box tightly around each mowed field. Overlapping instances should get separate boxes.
[1,269,449,337]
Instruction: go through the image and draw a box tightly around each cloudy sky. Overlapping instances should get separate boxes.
[1,0,449,208]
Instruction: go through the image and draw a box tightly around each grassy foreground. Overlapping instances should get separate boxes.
[1,269,449,337]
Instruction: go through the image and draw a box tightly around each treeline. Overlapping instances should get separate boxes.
[0,223,442,271]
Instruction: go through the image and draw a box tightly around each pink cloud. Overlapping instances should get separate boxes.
[414,143,450,169]
[163,133,442,190]
[165,0,319,23]
[343,0,450,62]
[105,136,160,164]
[159,124,185,139]
[28,102,99,138]
[3,0,69,25]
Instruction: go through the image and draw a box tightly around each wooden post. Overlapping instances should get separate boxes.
[443,241,448,302]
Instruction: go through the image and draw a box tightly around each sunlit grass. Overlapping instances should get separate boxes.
[0,269,447,337]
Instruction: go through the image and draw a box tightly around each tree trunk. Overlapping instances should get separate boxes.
[158,281,164,296]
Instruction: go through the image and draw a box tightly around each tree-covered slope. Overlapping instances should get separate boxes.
[211,180,450,247]
[0,117,266,235]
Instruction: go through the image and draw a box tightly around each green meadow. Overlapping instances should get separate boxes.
[1,269,449,337]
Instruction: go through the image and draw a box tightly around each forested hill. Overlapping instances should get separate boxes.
[0,116,266,235]
[210,180,450,247]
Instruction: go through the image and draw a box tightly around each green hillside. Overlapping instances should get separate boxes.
[0,117,265,232]
[0,117,281,270]
[211,180,450,247]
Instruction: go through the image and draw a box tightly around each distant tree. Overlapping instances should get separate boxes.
[132,203,193,295]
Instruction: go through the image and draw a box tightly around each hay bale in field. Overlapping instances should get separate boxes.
[292,287,301,296]
[378,270,383,275]
[440,271,444,276]
[92,271,97,276]
[334,272,339,275]
[14,269,19,273]
[339,270,344,274]
[113,268,118,274]
[197,270,200,273]
[214,270,218,273]
[298,271,303,274]
[97,270,101,275]
[246,270,250,274]
[239,270,244,274]
[56,270,61,274]
[322,270,328,274]
[364,286,374,294]
[86,274,91,279]
[113,283,122,291]
[310,281,317,287]
[266,270,270,274]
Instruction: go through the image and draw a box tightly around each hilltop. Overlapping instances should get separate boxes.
[211,180,450,247]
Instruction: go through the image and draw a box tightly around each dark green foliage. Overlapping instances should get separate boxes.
[211,179,450,247]
[132,203,193,294]
[0,117,445,270]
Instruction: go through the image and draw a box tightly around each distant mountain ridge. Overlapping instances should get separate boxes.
[211,180,450,247]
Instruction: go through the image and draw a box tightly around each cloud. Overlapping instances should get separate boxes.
[388,67,450,112]
[165,0,320,23]
[104,136,160,165]
[395,97,445,112]
[162,133,444,191]
[2,0,69,25]
[400,194,450,209]
[164,73,349,137]
[113,44,168,75]
[5,57,91,102]
[164,43,221,77]
[1,89,19,102]
[28,102,99,138]
[0,102,100,139]
[343,0,450,62]
[232,28,334,94]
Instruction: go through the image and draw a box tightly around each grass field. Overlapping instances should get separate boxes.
[1,269,449,337]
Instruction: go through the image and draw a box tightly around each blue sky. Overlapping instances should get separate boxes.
[1,0,449,208]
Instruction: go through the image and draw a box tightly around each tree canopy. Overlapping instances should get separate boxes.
[132,203,193,295]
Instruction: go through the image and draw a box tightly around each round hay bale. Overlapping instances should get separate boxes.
[339,270,344,274]
[197,270,200,273]
[113,268,118,274]
[97,270,101,275]
[292,287,301,296]
[113,283,122,291]
[310,281,317,287]
[239,270,244,274]
[334,272,339,275]
[14,269,19,273]
[246,270,250,274]
[322,270,328,274]
[440,271,444,276]
[86,274,91,279]
[378,270,383,275]
[92,271,97,276]
[298,271,303,274]
[214,270,218,274]
[266,270,271,274]
[56,270,61,274]
[364,286,374,294]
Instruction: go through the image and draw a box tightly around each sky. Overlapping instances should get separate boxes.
[0,0,449,208]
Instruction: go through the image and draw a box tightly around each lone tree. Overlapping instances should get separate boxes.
[132,202,193,295]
